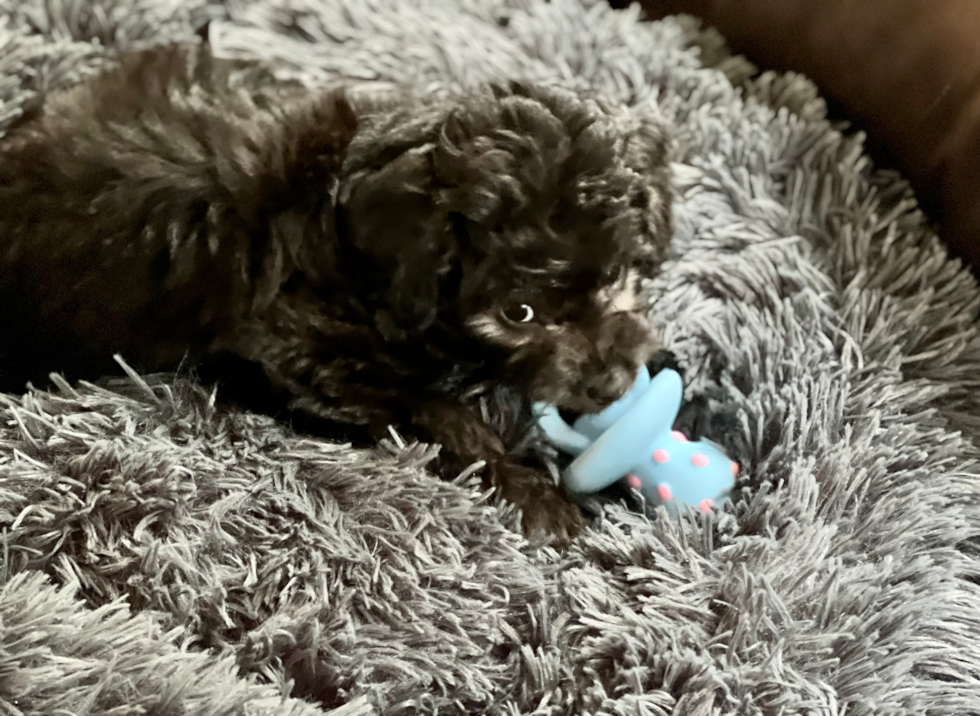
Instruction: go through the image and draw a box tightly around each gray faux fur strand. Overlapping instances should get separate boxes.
[2,1,980,715]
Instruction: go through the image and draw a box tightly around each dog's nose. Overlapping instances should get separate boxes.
[585,384,608,403]
[584,364,635,406]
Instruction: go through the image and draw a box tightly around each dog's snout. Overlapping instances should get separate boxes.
[585,384,607,403]
[582,362,635,406]
[607,363,636,398]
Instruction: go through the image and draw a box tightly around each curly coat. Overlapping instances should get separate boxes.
[0,44,674,544]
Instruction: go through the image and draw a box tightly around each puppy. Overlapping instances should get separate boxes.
[0,45,674,544]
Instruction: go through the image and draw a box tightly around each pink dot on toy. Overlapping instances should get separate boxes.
[626,473,642,489]
[653,449,669,463]
[730,462,740,479]
[691,453,709,468]
[670,430,688,443]
[699,499,715,513]
[658,484,672,501]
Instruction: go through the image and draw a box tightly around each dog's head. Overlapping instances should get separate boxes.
[338,83,673,412]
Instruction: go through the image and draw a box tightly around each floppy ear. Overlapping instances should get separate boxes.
[336,147,458,336]
[621,112,673,172]
[619,112,675,273]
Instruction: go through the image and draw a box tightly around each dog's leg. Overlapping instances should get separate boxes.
[412,398,586,547]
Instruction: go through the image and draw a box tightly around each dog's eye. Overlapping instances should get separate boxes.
[503,304,535,323]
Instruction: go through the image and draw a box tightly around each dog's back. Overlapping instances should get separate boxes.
[0,44,358,391]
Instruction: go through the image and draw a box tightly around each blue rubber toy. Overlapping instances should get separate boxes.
[534,366,739,515]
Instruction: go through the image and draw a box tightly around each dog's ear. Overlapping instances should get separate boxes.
[337,147,458,335]
[620,112,675,271]
[621,112,673,175]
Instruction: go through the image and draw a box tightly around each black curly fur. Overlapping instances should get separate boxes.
[0,44,675,544]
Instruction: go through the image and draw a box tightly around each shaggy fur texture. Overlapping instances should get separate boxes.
[2,1,980,715]
[0,42,674,543]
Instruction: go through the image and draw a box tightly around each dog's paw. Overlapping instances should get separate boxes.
[646,348,682,378]
[520,492,587,549]
[486,458,586,549]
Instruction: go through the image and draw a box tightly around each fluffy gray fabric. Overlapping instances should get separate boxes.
[2,1,980,714]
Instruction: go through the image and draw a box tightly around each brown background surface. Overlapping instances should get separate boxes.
[629,0,980,270]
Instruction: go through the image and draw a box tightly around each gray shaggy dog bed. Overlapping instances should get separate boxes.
[3,1,980,714]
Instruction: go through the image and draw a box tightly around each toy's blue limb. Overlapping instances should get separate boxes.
[563,369,684,494]
[532,404,592,455]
